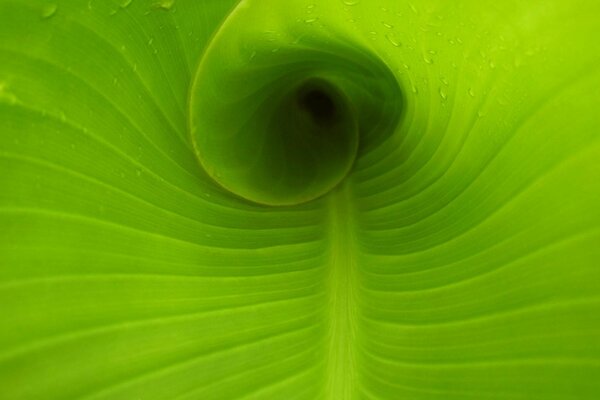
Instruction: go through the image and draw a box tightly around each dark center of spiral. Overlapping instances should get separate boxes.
[297,84,339,125]
[300,89,336,123]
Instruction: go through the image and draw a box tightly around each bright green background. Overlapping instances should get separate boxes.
[0,0,599,398]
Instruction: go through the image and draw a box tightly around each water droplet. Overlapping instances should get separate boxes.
[441,77,449,86]
[136,169,142,177]
[385,34,401,47]
[409,2,418,14]
[468,88,475,97]
[381,21,393,29]
[342,0,360,5]
[119,0,133,8]
[304,17,318,23]
[423,55,433,64]
[306,4,315,9]
[41,3,57,19]
[154,0,174,11]
[148,38,154,45]
[489,60,496,69]
[402,63,410,70]
[411,85,418,94]
[439,87,447,101]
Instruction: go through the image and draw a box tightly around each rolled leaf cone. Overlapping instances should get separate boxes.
[0,0,599,398]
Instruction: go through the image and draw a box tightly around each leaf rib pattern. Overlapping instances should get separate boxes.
[0,0,599,399]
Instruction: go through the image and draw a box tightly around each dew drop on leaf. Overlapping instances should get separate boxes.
[439,87,447,101]
[154,0,174,11]
[385,34,401,47]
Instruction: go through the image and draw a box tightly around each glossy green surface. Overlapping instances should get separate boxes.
[1,0,599,398]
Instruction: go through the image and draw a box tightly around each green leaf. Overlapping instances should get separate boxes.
[1,0,599,399]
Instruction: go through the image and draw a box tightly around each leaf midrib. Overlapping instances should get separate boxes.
[325,181,360,399]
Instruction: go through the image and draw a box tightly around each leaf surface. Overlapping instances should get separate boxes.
[1,0,599,398]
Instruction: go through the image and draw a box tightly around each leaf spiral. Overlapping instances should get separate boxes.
[190,0,402,205]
